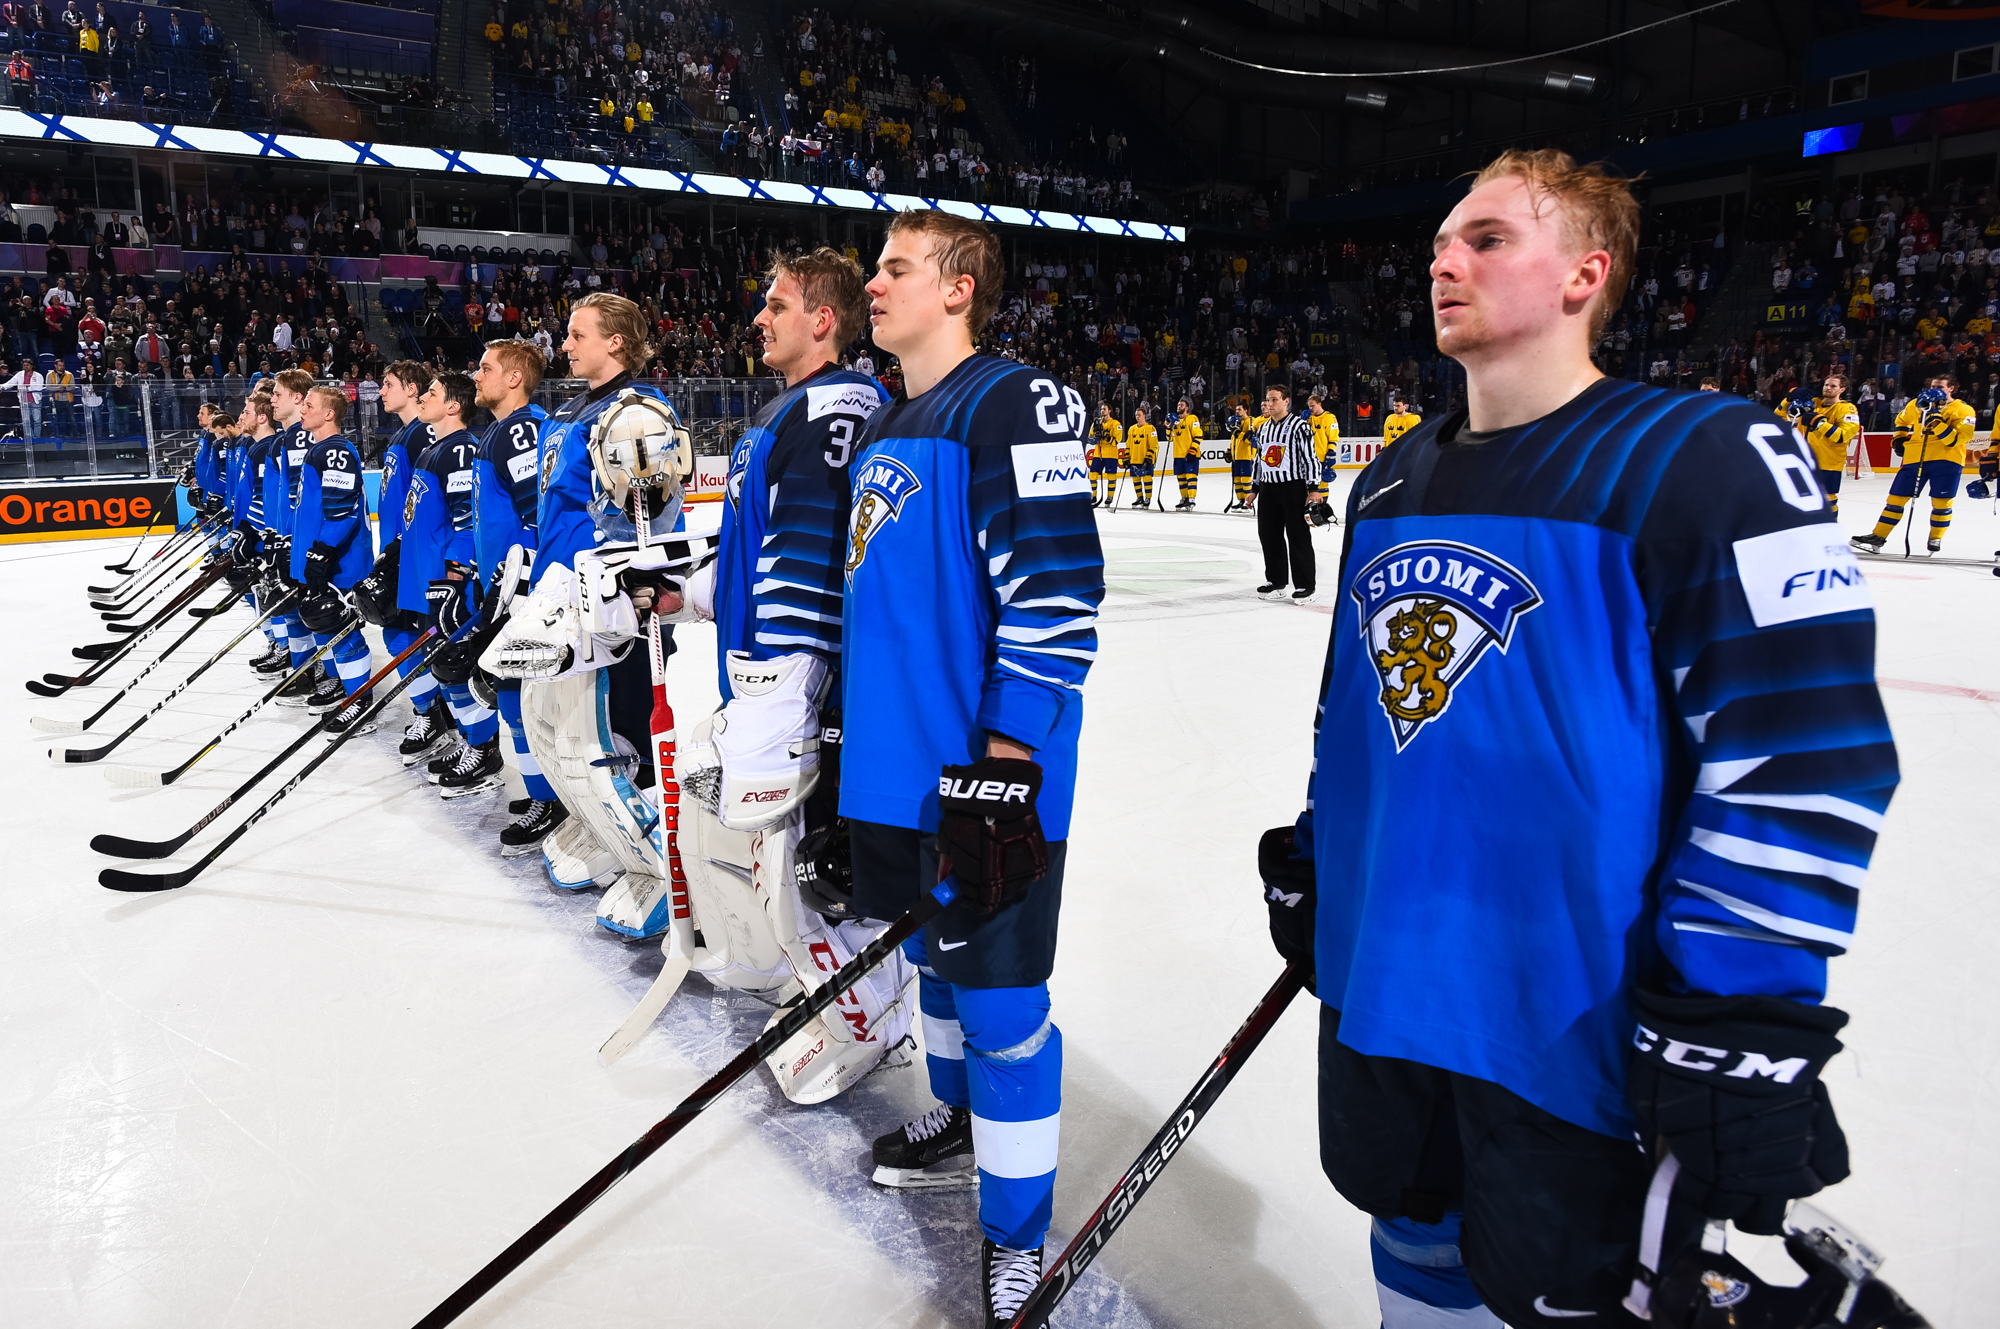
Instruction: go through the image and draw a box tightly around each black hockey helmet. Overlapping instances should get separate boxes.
[297,585,351,633]
[794,815,856,922]
[351,544,400,626]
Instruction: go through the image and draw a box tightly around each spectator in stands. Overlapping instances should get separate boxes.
[2,3,21,50]
[6,49,30,109]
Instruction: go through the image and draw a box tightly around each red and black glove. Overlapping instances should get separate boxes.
[936,756,1047,915]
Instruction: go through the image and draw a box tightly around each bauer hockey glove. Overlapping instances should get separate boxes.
[426,572,480,638]
[1257,824,1317,994]
[936,756,1048,916]
[1628,990,1850,1235]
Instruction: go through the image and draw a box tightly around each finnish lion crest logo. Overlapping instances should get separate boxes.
[845,455,922,580]
[1349,540,1541,751]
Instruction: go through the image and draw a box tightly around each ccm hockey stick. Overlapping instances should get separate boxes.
[411,878,956,1329]
[47,593,292,761]
[97,623,448,888]
[102,616,365,789]
[1004,960,1310,1329]
[33,589,269,734]
[95,506,187,577]
[28,567,231,696]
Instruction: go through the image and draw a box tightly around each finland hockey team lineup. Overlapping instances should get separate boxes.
[29,153,1970,1329]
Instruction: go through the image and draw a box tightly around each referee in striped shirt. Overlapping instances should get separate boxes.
[1252,383,1318,601]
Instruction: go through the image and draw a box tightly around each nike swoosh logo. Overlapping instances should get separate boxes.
[938,939,970,951]
[1358,478,1403,511]
[1532,1297,1596,1319]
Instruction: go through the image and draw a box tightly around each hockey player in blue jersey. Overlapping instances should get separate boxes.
[289,384,377,732]
[1259,151,1914,1329]
[264,369,317,696]
[399,369,504,798]
[840,211,1104,1328]
[467,339,559,854]
[363,361,449,766]
[638,247,917,1101]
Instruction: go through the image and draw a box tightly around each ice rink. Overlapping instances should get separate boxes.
[4,468,1996,1329]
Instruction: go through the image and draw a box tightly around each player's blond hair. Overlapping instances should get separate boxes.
[573,293,653,374]
[1467,149,1640,343]
[305,384,348,428]
[884,209,1004,330]
[273,367,315,398]
[482,337,547,394]
[767,246,871,350]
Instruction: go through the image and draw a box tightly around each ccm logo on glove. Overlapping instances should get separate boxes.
[938,776,1035,805]
[1632,1024,1810,1083]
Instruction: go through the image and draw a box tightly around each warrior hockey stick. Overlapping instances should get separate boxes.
[96,624,443,883]
[102,616,365,789]
[598,489,700,1063]
[33,590,269,735]
[1004,960,1310,1329]
[410,878,957,1329]
[27,569,232,697]
[48,594,290,761]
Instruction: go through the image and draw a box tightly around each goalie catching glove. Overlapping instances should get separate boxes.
[936,756,1047,916]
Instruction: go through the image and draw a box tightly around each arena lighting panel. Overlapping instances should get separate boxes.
[0,108,1184,242]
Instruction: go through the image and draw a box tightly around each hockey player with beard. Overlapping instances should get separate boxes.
[841,211,1103,1328]
[1259,150,1914,1329]
[637,245,918,1102]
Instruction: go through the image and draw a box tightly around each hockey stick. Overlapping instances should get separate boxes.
[97,505,188,576]
[1004,960,1310,1329]
[27,568,231,697]
[92,522,217,607]
[102,616,365,789]
[88,511,210,589]
[410,878,959,1329]
[597,489,700,1064]
[48,593,292,761]
[1852,549,1999,571]
[93,548,210,618]
[96,623,440,881]
[33,589,269,734]
[72,595,237,658]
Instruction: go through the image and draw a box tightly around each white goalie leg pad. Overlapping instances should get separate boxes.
[672,712,792,994]
[754,819,918,1105]
[712,651,830,831]
[543,813,624,892]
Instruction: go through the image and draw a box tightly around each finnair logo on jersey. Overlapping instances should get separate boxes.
[1349,540,1542,751]
[806,382,884,421]
[1731,524,1873,628]
[845,456,923,580]
[1012,440,1092,498]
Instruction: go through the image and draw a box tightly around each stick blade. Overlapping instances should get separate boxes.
[105,622,142,635]
[90,830,185,859]
[55,742,112,764]
[102,765,166,789]
[25,679,68,697]
[99,864,195,892]
[597,957,692,1066]
[72,642,118,659]
[29,716,82,734]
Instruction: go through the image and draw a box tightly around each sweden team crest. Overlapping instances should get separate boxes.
[1349,540,1542,750]
[845,455,922,580]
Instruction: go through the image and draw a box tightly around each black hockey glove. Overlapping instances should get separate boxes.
[1257,824,1317,994]
[936,756,1048,916]
[301,540,340,591]
[1628,989,1850,1235]
[426,572,479,637]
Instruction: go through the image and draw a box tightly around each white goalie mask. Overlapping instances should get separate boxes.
[589,388,693,511]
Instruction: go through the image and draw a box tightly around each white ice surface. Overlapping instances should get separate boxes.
[1,470,1994,1328]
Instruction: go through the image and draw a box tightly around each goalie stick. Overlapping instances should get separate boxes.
[1004,960,1309,1329]
[33,590,273,735]
[410,878,957,1329]
[97,623,454,890]
[48,593,289,761]
[92,619,426,865]
[94,507,187,578]
[27,568,232,697]
[101,616,365,789]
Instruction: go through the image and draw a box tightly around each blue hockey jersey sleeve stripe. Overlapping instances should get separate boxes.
[1676,878,1855,948]
[1712,791,1886,829]
[1687,826,1868,888]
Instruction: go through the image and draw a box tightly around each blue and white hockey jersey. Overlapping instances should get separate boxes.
[1305,378,1898,1139]
[396,429,481,614]
[473,403,547,575]
[259,421,303,536]
[839,355,1104,840]
[290,431,372,588]
[376,416,432,548]
[715,365,887,700]
[535,374,680,573]
[192,430,222,496]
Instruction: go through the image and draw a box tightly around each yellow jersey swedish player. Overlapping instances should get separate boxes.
[1258,151,1911,1328]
